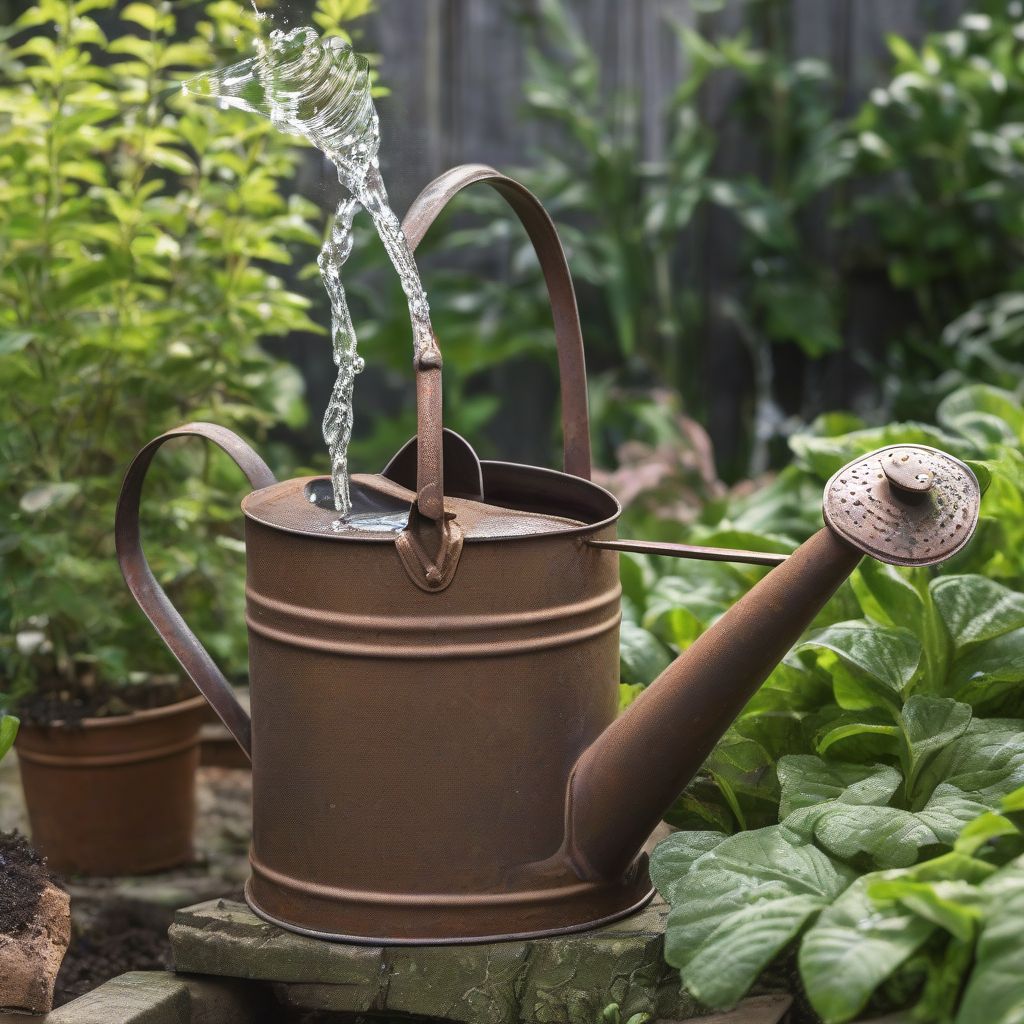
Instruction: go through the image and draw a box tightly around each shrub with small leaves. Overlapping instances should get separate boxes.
[0,0,373,707]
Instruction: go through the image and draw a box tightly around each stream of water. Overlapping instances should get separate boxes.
[184,27,439,519]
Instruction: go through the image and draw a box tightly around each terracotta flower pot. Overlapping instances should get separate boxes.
[15,695,208,876]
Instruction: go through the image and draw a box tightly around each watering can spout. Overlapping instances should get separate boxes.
[564,445,981,882]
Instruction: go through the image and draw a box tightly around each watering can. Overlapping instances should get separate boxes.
[116,165,981,944]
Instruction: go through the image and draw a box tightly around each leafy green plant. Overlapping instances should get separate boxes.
[0,714,18,761]
[850,5,1024,418]
[625,385,1024,1019]
[0,0,374,709]
[617,382,1024,828]
[653,784,1024,1023]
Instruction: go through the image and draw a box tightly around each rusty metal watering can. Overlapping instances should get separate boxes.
[116,165,981,944]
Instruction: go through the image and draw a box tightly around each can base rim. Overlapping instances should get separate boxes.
[243,879,656,946]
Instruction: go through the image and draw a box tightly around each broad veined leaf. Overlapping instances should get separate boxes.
[809,804,941,869]
[916,719,1024,842]
[955,859,1024,1024]
[799,874,936,1023]
[851,559,925,630]
[937,384,1024,447]
[799,620,921,697]
[649,831,728,901]
[778,755,937,868]
[777,755,901,818]
[932,575,1024,647]
[949,627,1024,704]
[642,573,736,635]
[653,826,854,1009]
[618,620,673,685]
[789,422,969,480]
[900,695,973,792]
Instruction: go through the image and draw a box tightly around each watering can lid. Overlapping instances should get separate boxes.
[240,432,620,542]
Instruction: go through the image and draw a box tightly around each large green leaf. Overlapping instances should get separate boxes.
[800,620,921,696]
[799,874,936,1023]
[851,559,925,630]
[777,755,900,818]
[949,627,1024,705]
[900,695,973,794]
[779,755,935,868]
[932,575,1024,647]
[811,805,942,869]
[652,826,854,1009]
[916,719,1024,841]
[955,859,1024,1024]
[789,422,970,479]
[937,385,1024,447]
[618,620,673,685]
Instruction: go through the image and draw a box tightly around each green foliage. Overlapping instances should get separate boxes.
[850,7,1024,417]
[0,714,18,761]
[639,389,1024,1019]
[0,0,375,706]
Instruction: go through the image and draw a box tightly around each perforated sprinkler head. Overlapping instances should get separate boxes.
[823,445,981,567]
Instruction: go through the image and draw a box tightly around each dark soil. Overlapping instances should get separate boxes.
[54,901,172,1007]
[0,830,53,935]
[16,674,194,727]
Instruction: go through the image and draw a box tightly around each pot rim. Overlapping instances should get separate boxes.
[17,692,207,733]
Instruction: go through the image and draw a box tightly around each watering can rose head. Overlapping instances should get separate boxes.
[114,166,983,945]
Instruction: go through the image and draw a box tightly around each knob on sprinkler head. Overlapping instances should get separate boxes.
[881,449,935,494]
[822,444,981,567]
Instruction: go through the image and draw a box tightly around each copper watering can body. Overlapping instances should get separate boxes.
[116,165,982,944]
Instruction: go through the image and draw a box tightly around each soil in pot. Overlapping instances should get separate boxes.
[16,673,195,726]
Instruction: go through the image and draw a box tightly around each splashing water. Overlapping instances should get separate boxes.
[184,28,440,517]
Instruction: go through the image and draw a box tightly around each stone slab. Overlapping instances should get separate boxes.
[170,898,791,1024]
[15,972,274,1024]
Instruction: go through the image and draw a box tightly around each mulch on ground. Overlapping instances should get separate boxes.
[53,900,173,1007]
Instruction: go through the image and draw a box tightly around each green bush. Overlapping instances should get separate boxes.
[850,4,1024,418]
[0,0,343,708]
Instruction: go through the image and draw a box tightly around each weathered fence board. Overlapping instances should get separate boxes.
[350,0,970,471]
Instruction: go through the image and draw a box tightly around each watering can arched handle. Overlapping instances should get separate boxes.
[402,164,592,522]
[115,422,277,760]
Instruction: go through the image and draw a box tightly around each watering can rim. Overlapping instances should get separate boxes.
[239,459,623,544]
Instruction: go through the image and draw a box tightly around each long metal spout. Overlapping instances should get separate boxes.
[565,527,861,881]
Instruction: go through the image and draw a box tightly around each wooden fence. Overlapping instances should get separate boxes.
[309,0,972,474]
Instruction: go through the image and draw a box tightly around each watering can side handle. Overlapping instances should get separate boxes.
[402,164,592,500]
[115,422,277,761]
